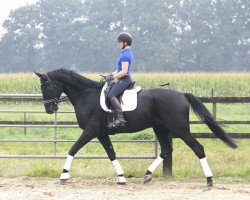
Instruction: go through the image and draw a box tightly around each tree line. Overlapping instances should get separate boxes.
[0,0,249,72]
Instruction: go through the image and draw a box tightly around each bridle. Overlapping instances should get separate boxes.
[41,75,104,106]
[41,78,62,105]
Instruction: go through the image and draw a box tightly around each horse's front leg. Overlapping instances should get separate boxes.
[98,135,126,185]
[60,130,95,184]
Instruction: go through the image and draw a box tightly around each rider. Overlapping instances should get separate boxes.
[105,32,133,128]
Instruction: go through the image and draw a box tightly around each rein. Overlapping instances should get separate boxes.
[42,74,170,105]
[42,78,104,105]
[58,83,103,103]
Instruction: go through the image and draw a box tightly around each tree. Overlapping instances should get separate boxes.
[0,0,249,72]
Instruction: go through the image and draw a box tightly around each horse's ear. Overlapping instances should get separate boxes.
[34,71,43,77]
[34,71,47,79]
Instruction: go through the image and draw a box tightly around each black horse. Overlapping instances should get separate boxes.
[35,68,237,186]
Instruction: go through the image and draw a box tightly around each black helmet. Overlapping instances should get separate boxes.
[116,32,132,46]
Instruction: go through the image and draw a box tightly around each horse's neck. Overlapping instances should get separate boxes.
[58,71,99,104]
[62,81,86,97]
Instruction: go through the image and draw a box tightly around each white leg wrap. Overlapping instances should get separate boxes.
[63,155,74,171]
[112,159,124,175]
[200,157,213,177]
[148,156,164,173]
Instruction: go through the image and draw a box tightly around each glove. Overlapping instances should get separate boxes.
[104,74,114,82]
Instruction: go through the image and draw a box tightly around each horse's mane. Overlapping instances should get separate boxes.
[47,68,104,89]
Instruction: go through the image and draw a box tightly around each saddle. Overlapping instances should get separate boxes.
[100,82,141,112]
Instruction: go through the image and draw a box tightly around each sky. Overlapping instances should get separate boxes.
[0,0,38,37]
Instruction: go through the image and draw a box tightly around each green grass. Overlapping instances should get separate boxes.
[0,139,249,182]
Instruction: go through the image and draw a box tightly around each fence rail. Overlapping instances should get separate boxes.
[0,94,250,177]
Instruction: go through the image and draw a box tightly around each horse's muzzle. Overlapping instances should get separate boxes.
[45,104,58,114]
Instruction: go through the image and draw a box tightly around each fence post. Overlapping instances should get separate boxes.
[54,111,58,157]
[162,135,173,177]
[212,89,217,119]
[154,133,158,158]
[23,111,27,135]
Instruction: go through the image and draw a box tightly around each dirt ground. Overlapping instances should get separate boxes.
[0,177,249,200]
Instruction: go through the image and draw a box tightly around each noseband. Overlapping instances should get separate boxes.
[41,77,61,105]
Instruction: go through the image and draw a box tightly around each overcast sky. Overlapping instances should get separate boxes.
[0,0,37,37]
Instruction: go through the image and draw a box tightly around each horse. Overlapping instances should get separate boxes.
[35,68,237,186]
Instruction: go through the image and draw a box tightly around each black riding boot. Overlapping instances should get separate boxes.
[108,97,125,128]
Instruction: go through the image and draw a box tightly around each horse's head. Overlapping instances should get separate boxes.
[35,71,63,114]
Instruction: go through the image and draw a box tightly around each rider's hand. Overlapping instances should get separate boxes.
[104,74,114,82]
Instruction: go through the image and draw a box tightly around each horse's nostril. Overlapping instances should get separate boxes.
[47,110,54,114]
[45,104,55,114]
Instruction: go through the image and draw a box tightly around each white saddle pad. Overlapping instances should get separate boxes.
[100,82,141,112]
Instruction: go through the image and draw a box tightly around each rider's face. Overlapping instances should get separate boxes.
[117,41,126,49]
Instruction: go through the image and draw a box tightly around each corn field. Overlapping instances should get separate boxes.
[0,72,250,96]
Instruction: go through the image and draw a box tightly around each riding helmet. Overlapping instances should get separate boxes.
[116,32,132,46]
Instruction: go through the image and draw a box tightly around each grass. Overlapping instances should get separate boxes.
[0,72,250,181]
[0,139,249,182]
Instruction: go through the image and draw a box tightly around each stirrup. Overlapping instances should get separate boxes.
[108,119,126,128]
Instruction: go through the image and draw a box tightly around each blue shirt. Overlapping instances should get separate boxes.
[117,48,133,74]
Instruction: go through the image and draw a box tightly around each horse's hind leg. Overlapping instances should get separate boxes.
[156,95,213,186]
[178,131,213,187]
[144,125,173,183]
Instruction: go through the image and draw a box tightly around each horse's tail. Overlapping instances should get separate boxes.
[184,93,237,149]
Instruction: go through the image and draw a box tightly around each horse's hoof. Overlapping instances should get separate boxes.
[207,181,213,187]
[207,177,213,187]
[117,176,126,185]
[60,172,70,184]
[117,182,126,185]
[60,179,68,185]
[143,175,152,183]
